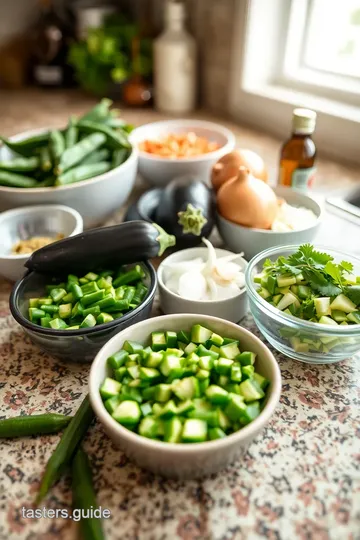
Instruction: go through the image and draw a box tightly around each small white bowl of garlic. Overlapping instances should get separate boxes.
[157,238,249,323]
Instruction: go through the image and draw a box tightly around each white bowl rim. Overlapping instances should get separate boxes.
[89,313,282,453]
[157,246,248,305]
[217,186,323,234]
[129,119,236,164]
[0,127,137,193]
[0,204,83,260]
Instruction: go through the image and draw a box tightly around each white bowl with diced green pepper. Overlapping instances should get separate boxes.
[245,244,360,363]
[89,314,281,478]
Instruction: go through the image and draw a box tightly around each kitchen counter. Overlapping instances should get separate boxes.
[0,89,359,540]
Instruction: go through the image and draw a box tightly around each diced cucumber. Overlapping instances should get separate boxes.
[332,310,348,323]
[123,340,143,354]
[181,419,207,443]
[298,285,311,299]
[330,294,357,313]
[236,351,256,366]
[318,316,338,326]
[139,416,158,438]
[219,342,240,360]
[209,345,220,357]
[159,399,178,419]
[191,324,212,344]
[160,355,183,379]
[144,351,163,368]
[151,331,167,351]
[289,336,310,352]
[290,285,299,296]
[314,297,331,317]
[152,403,163,416]
[215,357,234,375]
[114,367,127,382]
[139,367,161,382]
[100,377,122,399]
[153,384,172,402]
[184,342,197,355]
[225,394,246,422]
[165,348,183,357]
[104,394,122,414]
[120,385,143,403]
[205,385,230,405]
[230,364,242,382]
[346,311,360,324]
[240,402,261,425]
[173,377,199,400]
[218,410,231,431]
[242,365,255,380]
[277,274,297,288]
[210,332,224,346]
[272,294,282,305]
[49,318,68,329]
[164,417,183,443]
[198,356,213,371]
[166,331,178,348]
[258,288,271,300]
[277,292,299,311]
[107,349,129,369]
[208,427,226,440]
[113,400,141,425]
[176,399,195,415]
[127,365,140,380]
[140,402,153,416]
[253,372,270,390]
[238,380,264,402]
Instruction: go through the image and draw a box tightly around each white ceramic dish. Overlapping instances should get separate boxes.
[129,119,235,186]
[217,186,323,260]
[0,128,138,228]
[0,204,83,282]
[89,313,282,478]
[157,247,248,323]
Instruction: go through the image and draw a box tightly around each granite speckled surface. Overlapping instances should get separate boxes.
[0,90,359,540]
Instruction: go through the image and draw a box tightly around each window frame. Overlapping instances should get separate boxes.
[229,0,360,165]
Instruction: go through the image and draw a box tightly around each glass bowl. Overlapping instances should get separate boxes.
[9,261,156,364]
[245,245,360,364]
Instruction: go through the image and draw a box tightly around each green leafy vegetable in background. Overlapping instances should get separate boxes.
[68,14,152,96]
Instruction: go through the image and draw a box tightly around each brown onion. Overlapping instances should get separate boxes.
[217,166,278,229]
[211,149,268,192]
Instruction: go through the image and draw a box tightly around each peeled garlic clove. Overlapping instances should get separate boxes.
[178,271,207,300]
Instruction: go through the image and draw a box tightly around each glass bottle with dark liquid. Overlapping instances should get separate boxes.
[279,108,317,190]
[31,0,74,88]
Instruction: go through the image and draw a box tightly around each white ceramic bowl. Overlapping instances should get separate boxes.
[0,128,138,228]
[129,119,235,186]
[157,247,248,323]
[89,314,281,478]
[217,186,323,260]
[0,204,83,282]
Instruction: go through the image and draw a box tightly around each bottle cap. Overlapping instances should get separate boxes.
[166,1,185,21]
[292,108,317,134]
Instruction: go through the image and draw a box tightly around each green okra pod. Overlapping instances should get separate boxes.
[0,413,72,438]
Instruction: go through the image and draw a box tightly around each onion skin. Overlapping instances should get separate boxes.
[217,166,278,229]
[211,149,268,192]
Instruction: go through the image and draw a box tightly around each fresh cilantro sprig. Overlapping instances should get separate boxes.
[271,244,355,297]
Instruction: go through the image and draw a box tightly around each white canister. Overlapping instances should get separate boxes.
[154,1,197,114]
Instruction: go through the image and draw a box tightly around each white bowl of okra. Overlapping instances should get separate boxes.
[89,313,281,478]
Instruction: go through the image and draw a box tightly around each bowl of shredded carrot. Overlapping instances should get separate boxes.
[129,120,235,186]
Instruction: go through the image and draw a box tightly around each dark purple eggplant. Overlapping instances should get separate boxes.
[25,221,175,274]
[155,176,216,248]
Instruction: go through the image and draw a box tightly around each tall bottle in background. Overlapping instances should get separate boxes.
[279,108,317,190]
[154,0,197,114]
[31,0,74,88]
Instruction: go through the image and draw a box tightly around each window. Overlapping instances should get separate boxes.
[281,0,360,104]
[229,0,360,165]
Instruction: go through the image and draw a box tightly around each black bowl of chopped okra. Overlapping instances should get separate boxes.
[9,261,156,363]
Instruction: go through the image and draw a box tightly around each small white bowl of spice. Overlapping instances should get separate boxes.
[0,204,83,282]
[158,239,249,323]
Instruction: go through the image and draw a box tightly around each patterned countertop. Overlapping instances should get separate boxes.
[0,90,359,539]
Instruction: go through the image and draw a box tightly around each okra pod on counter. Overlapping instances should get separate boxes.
[0,413,73,438]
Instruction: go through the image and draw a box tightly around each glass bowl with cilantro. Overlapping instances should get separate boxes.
[245,244,360,364]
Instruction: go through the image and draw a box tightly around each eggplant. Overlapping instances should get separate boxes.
[25,221,175,274]
[155,176,216,248]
